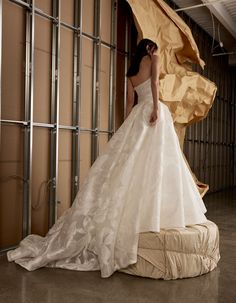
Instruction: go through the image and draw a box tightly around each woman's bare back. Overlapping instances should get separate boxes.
[129,55,152,87]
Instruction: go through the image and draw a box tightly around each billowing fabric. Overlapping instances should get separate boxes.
[120,220,220,280]
[127,0,217,125]
[7,78,208,278]
[127,0,217,196]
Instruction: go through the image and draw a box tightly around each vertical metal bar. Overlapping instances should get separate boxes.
[91,0,101,164]
[108,0,117,139]
[221,67,224,189]
[22,0,35,237]
[49,0,60,227]
[203,41,210,185]
[188,125,193,170]
[224,72,227,188]
[228,75,230,188]
[71,0,82,201]
[233,79,235,186]
[219,68,222,190]
[233,74,236,186]
[198,28,204,183]
[0,0,2,142]
[207,51,212,192]
[218,58,222,190]
[215,61,219,191]
[211,62,216,192]
[222,61,225,189]
[123,13,128,120]
[227,73,231,187]
[233,77,236,186]
[226,73,230,188]
[232,72,236,187]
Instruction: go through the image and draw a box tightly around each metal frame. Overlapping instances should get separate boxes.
[177,2,236,194]
[1,0,234,255]
[49,0,61,227]
[0,0,2,142]
[123,11,129,120]
[0,0,118,253]
[71,0,82,200]
[22,0,35,237]
[108,0,117,139]
[91,0,101,163]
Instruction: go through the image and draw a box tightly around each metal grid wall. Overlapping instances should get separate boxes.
[168,0,236,193]
[187,21,236,193]
[0,0,118,253]
[1,0,235,255]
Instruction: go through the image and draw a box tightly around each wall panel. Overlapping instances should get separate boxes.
[60,27,73,126]
[100,0,111,43]
[79,132,92,185]
[115,52,125,129]
[34,15,51,123]
[61,0,74,26]
[2,1,25,121]
[0,125,23,248]
[58,129,72,217]
[31,127,50,235]
[82,0,94,35]
[35,0,52,15]
[80,37,93,129]
[100,46,110,130]
[99,132,109,155]
[1,0,235,256]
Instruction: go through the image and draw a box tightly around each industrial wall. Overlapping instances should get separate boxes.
[168,1,236,193]
[0,0,236,254]
[0,0,125,251]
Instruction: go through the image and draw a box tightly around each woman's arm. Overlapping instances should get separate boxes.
[125,78,135,118]
[150,52,160,110]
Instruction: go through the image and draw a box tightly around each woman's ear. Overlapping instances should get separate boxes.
[146,45,152,56]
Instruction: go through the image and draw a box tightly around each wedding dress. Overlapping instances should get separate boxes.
[7,77,208,278]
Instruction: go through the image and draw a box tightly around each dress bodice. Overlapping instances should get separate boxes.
[134,78,153,104]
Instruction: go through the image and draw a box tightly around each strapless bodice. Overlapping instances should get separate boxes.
[134,78,153,104]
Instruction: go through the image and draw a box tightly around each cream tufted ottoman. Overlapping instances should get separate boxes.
[119,220,220,280]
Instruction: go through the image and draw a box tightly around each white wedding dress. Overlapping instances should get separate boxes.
[7,78,208,278]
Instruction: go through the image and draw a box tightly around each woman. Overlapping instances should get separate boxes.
[7,39,208,278]
[126,39,159,126]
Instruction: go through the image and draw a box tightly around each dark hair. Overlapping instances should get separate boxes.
[126,38,158,77]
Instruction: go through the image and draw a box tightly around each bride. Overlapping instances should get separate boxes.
[7,38,208,278]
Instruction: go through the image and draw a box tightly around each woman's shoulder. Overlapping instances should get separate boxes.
[151,52,160,67]
[151,51,159,59]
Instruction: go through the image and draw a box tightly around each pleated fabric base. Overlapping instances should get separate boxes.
[119,220,220,280]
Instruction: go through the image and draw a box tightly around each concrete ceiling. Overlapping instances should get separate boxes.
[172,0,236,65]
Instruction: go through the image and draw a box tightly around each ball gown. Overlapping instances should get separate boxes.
[7,77,208,278]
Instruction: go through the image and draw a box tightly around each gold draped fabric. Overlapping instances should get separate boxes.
[127,0,217,196]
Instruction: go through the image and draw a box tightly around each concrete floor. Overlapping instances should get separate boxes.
[0,187,236,303]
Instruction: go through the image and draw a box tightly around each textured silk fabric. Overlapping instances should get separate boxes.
[7,78,208,278]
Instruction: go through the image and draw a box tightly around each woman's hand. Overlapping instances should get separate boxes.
[149,107,159,126]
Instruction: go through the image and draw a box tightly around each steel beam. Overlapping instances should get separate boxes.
[22,0,35,237]
[71,0,82,201]
[0,0,2,142]
[123,11,129,120]
[108,0,117,139]
[49,0,61,227]
[91,0,101,164]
